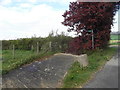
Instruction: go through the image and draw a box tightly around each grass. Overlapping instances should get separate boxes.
[2,50,57,74]
[110,34,120,45]
[110,42,120,45]
[109,40,120,45]
[110,34,120,40]
[62,47,117,88]
[0,61,2,74]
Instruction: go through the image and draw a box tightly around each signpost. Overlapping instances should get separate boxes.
[92,30,94,49]
[88,30,94,49]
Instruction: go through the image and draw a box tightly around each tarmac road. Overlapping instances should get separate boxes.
[2,54,75,88]
[83,46,119,88]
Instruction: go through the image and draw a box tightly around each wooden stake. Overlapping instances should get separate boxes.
[13,45,15,59]
[49,41,52,51]
[37,42,39,54]
[31,45,34,51]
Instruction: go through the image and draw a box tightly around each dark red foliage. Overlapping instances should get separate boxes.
[62,1,120,54]
[67,34,92,54]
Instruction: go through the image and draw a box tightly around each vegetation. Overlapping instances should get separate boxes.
[1,31,72,74]
[2,50,57,74]
[109,40,120,45]
[110,34,120,45]
[111,34,119,40]
[1,1,119,89]
[2,31,72,52]
[62,47,117,88]
[62,1,120,54]
[1,32,119,75]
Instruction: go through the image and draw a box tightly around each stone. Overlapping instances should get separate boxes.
[20,68,22,70]
[74,54,88,67]
[54,53,88,67]
[51,67,54,70]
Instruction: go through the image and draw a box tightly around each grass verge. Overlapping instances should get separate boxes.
[62,47,117,88]
[109,40,120,45]
[2,50,57,75]
[109,43,120,45]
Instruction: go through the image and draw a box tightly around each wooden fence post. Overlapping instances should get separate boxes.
[49,41,52,51]
[59,45,62,49]
[13,44,15,59]
[31,45,34,51]
[37,42,39,54]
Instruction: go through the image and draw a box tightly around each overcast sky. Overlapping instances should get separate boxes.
[0,0,119,40]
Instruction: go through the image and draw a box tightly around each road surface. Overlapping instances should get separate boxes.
[2,54,74,88]
[83,46,119,88]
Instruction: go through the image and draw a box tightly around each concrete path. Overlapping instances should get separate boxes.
[2,54,74,88]
[83,46,119,88]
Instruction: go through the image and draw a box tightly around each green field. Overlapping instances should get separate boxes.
[2,50,56,74]
[110,34,120,40]
[110,34,120,45]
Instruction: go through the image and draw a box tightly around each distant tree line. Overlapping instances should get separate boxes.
[111,31,120,35]
[2,31,72,53]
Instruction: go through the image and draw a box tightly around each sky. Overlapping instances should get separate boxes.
[0,0,119,40]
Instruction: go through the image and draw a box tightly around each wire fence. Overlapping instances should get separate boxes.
[2,41,68,60]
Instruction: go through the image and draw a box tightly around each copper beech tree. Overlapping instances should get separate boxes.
[62,1,120,54]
